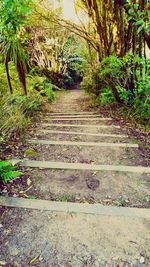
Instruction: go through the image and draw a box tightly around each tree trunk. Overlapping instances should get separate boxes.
[124,21,133,54]
[108,77,124,104]
[139,33,143,79]
[5,56,13,94]
[16,57,27,95]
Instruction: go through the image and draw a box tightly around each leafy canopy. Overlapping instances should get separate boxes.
[0,0,32,35]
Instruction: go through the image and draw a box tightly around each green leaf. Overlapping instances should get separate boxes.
[134,19,144,26]
[128,9,135,16]
[2,171,23,184]
[133,3,139,9]
[0,160,23,184]
[128,16,133,21]
[137,25,144,33]
[29,196,37,199]
[30,255,40,264]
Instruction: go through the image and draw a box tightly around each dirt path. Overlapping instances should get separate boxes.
[0,89,150,266]
[45,89,92,113]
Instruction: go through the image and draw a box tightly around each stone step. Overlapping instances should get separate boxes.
[45,112,95,116]
[11,159,150,173]
[28,139,138,148]
[0,196,150,219]
[44,118,112,121]
[38,130,128,138]
[41,123,120,129]
[45,114,106,118]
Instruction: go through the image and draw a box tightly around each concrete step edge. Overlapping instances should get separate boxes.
[41,123,121,129]
[11,159,150,174]
[44,115,107,118]
[38,130,128,138]
[0,196,149,219]
[44,118,112,121]
[28,139,138,148]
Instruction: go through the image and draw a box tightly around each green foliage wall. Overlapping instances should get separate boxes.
[0,62,56,141]
[81,54,150,128]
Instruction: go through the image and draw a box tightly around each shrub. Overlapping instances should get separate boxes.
[27,75,56,102]
[130,76,150,126]
[0,61,57,142]
[43,82,56,102]
[81,54,150,128]
[0,93,42,138]
[7,94,42,115]
[81,64,104,96]
[98,87,116,105]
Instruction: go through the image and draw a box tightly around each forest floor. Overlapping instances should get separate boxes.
[0,89,150,267]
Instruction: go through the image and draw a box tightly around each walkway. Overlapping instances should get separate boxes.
[0,90,150,267]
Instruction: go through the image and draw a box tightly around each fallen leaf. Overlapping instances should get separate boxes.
[27,178,32,186]
[24,185,33,193]
[23,193,29,198]
[140,256,145,264]
[30,255,40,264]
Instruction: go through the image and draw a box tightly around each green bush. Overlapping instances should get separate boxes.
[98,87,116,105]
[81,64,104,96]
[7,94,42,115]
[131,76,150,126]
[81,54,150,128]
[0,160,22,184]
[27,75,56,102]
[0,63,56,140]
[0,93,42,138]
[43,82,56,102]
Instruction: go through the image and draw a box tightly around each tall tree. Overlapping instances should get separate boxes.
[0,0,32,95]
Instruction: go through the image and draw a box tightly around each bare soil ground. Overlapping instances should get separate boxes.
[1,207,150,267]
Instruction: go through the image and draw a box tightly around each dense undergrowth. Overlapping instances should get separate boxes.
[81,54,150,130]
[0,63,56,143]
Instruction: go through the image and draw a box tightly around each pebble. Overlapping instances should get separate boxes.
[2,189,7,193]
[10,247,19,257]
[39,255,44,262]
[0,261,7,266]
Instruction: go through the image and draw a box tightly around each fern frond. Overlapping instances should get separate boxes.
[0,161,11,170]
[0,161,14,172]
[0,160,23,184]
[0,161,10,167]
[1,171,23,184]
